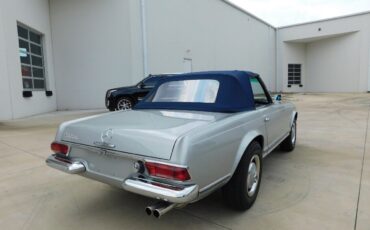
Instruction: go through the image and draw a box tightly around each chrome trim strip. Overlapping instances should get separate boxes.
[46,154,86,174]
[199,174,231,193]
[123,177,198,204]
[144,159,189,169]
[263,132,290,158]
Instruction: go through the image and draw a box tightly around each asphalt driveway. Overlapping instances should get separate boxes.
[0,94,369,230]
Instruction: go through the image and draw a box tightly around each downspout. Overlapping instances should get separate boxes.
[140,0,149,76]
[275,27,279,93]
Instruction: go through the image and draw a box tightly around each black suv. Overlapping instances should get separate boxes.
[105,74,171,111]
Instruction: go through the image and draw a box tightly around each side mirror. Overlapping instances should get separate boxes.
[274,94,282,102]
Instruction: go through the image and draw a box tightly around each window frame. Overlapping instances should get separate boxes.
[287,64,302,86]
[250,76,273,108]
[17,22,46,91]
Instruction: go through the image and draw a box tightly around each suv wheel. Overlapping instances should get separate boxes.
[116,97,133,111]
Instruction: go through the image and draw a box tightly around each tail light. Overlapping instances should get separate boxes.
[51,142,69,155]
[145,162,191,181]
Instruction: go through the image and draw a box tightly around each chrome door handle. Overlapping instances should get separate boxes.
[264,117,270,122]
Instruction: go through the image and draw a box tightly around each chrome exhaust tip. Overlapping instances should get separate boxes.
[145,203,161,216]
[152,203,176,219]
[145,206,153,216]
[145,202,176,218]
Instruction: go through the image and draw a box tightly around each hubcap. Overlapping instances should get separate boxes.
[291,122,296,145]
[117,99,132,110]
[247,155,260,197]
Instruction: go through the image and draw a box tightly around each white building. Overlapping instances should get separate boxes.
[277,12,370,93]
[0,0,369,120]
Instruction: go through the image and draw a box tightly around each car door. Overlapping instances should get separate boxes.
[250,77,287,152]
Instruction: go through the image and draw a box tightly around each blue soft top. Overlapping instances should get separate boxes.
[134,70,257,113]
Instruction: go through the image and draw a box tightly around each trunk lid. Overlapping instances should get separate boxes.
[60,110,228,160]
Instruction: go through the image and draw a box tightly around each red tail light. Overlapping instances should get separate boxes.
[51,142,69,155]
[145,162,191,181]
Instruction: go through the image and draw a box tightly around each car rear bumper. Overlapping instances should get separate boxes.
[46,154,199,204]
[123,177,198,204]
[46,154,86,174]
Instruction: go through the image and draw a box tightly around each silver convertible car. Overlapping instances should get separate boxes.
[46,71,297,218]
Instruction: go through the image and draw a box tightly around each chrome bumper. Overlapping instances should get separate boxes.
[46,154,198,203]
[46,154,86,174]
[123,177,199,204]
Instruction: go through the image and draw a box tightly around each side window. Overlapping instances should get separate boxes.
[142,77,159,88]
[250,77,270,106]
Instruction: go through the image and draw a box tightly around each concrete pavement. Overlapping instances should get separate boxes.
[0,94,369,230]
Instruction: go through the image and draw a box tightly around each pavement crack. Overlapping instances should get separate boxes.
[354,106,369,230]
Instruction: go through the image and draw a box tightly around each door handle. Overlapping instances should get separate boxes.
[264,117,270,122]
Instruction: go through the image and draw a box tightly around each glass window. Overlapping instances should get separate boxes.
[30,44,42,55]
[288,64,302,85]
[250,78,270,106]
[17,25,28,39]
[21,66,31,77]
[152,80,219,103]
[142,77,159,88]
[29,31,41,44]
[33,79,45,89]
[17,24,46,91]
[32,67,44,78]
[22,78,33,89]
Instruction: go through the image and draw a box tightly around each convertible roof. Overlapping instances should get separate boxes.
[134,71,258,113]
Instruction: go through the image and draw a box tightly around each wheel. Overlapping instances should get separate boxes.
[108,107,115,112]
[280,119,297,151]
[116,97,133,111]
[223,141,262,211]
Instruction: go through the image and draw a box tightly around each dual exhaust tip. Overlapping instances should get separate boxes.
[145,202,176,218]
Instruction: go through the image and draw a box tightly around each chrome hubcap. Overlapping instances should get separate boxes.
[117,99,132,110]
[247,155,260,197]
[291,122,296,145]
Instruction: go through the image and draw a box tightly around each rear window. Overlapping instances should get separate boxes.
[152,80,219,103]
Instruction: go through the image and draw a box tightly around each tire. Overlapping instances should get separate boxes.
[280,119,297,152]
[116,97,133,111]
[223,141,262,211]
[108,107,115,112]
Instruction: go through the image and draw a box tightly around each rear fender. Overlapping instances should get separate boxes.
[291,111,298,126]
[230,130,264,176]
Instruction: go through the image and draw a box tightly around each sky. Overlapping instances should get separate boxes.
[229,0,370,27]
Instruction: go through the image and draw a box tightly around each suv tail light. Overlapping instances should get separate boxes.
[145,162,191,181]
[51,142,69,155]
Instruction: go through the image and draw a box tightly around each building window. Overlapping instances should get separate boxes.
[17,24,46,90]
[288,64,301,85]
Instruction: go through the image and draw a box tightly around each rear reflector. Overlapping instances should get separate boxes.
[145,162,191,181]
[51,142,69,155]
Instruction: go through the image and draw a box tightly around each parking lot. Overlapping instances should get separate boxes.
[0,94,369,230]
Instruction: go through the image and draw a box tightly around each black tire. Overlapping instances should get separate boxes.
[223,141,262,211]
[108,107,115,112]
[115,97,133,111]
[280,119,297,152]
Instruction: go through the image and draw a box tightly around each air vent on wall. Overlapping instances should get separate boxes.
[46,91,53,97]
